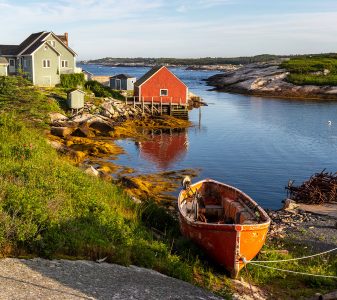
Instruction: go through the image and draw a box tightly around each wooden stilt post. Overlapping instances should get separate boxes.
[142,97,144,114]
[151,97,154,115]
[170,97,172,115]
[160,97,162,115]
[133,96,135,108]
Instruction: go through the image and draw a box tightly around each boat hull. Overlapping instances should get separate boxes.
[178,179,270,278]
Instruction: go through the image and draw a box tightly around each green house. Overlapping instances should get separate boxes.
[0,31,80,86]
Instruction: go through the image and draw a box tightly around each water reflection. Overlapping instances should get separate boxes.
[136,129,188,169]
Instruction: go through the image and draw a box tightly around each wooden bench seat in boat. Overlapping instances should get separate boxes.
[222,197,258,225]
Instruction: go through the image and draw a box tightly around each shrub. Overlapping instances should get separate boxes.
[60,73,85,89]
[0,76,31,97]
[84,80,124,100]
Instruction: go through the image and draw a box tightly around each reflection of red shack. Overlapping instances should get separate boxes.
[138,131,188,169]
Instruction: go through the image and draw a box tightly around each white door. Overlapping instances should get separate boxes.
[9,59,16,73]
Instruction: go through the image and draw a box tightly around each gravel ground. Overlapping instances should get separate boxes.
[0,258,223,300]
[268,209,337,251]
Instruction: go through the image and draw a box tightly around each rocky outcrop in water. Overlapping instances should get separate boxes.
[206,62,337,100]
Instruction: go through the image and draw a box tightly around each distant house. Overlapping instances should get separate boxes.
[134,66,188,105]
[110,74,136,91]
[83,70,94,81]
[0,57,9,76]
[0,31,80,86]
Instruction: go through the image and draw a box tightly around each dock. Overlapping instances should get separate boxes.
[124,96,188,119]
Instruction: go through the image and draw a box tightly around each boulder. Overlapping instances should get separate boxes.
[283,199,299,210]
[84,166,100,177]
[90,120,113,134]
[49,113,68,123]
[71,113,94,124]
[71,126,95,138]
[50,126,74,138]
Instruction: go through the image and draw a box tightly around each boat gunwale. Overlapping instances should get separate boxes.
[178,178,271,229]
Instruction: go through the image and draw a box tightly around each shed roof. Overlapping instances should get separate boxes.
[0,57,9,65]
[68,89,86,94]
[110,74,135,80]
[134,66,164,87]
[0,31,76,57]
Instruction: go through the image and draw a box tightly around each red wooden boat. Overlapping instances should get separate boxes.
[178,178,271,278]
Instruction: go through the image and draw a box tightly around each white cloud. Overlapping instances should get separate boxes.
[0,1,336,58]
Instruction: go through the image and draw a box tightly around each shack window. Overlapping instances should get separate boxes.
[49,40,56,47]
[9,59,15,66]
[160,89,168,96]
[42,59,51,68]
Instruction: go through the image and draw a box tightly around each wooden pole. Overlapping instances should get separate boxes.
[151,97,154,115]
[199,106,201,129]
[160,97,162,115]
[142,97,144,114]
[133,96,135,108]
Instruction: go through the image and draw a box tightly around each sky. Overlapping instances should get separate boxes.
[0,0,337,60]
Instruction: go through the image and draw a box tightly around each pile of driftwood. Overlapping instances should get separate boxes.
[286,170,337,204]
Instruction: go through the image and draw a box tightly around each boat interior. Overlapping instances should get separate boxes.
[180,181,269,225]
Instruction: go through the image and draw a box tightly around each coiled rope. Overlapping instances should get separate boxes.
[241,247,337,279]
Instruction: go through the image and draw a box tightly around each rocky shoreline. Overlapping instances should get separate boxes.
[267,201,337,252]
[206,61,337,100]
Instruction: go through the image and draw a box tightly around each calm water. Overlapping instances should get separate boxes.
[80,64,337,209]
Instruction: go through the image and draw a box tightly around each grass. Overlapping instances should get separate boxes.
[0,75,336,299]
[281,56,337,86]
[0,76,232,298]
[246,240,337,299]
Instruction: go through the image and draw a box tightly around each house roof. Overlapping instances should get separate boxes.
[0,45,19,56]
[0,31,76,57]
[20,32,50,55]
[0,57,9,65]
[18,32,47,55]
[134,66,164,87]
[110,74,135,80]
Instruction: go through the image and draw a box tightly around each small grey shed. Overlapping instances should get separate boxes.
[110,74,136,91]
[67,89,85,109]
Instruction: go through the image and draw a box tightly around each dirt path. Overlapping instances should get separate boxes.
[0,258,223,300]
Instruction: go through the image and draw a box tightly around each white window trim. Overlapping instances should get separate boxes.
[61,60,69,68]
[42,59,51,68]
[160,89,168,96]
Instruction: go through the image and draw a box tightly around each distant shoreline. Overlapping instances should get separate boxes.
[80,62,240,71]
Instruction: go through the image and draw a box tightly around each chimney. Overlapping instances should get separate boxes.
[64,32,69,46]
